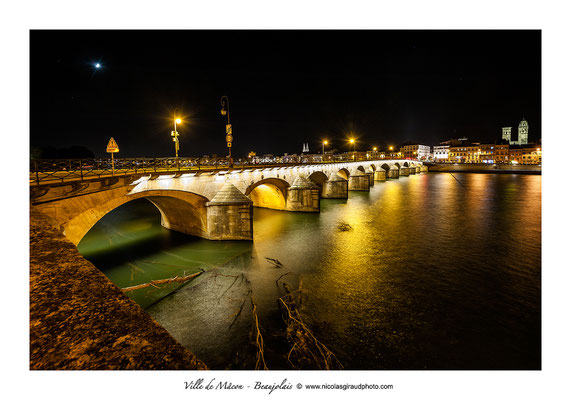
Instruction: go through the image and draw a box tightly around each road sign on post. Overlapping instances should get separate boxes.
[106,137,119,175]
[106,137,119,153]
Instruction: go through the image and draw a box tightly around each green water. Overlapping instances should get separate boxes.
[78,173,541,370]
[78,206,253,309]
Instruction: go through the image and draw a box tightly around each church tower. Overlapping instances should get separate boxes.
[518,119,529,145]
[502,127,512,143]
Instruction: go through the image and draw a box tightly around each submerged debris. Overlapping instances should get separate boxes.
[121,271,204,292]
[278,281,343,370]
[265,257,284,268]
[337,222,353,232]
[251,295,268,370]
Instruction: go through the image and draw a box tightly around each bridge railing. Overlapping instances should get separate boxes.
[30,157,218,184]
[30,156,415,185]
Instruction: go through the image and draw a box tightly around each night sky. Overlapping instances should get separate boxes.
[30,30,541,158]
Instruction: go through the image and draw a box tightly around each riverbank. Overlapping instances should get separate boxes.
[29,209,207,370]
[426,163,541,174]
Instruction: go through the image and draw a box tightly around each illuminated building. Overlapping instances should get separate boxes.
[433,145,450,162]
[399,144,431,160]
[518,119,529,145]
[505,118,529,145]
[493,144,509,164]
[448,145,480,163]
[477,143,509,164]
[510,145,541,164]
[522,147,542,164]
[502,127,512,142]
[478,144,494,163]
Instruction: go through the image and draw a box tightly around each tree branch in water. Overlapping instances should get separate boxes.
[121,271,203,292]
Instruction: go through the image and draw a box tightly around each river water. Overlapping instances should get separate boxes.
[78,172,541,370]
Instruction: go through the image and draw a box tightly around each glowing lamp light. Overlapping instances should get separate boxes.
[175,118,182,124]
[95,63,101,69]
[350,139,355,144]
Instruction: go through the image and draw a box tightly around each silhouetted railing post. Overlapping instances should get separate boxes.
[80,160,83,180]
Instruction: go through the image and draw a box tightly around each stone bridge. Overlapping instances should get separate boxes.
[31,160,425,245]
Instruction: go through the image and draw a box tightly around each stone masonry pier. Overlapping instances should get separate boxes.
[30,210,207,370]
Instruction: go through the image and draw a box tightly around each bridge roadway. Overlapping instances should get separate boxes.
[31,159,426,246]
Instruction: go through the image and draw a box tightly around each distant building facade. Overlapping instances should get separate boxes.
[448,145,479,163]
[492,144,510,164]
[503,118,529,145]
[502,127,512,142]
[433,145,450,161]
[518,119,529,145]
[522,148,542,164]
[400,144,431,160]
[509,145,540,164]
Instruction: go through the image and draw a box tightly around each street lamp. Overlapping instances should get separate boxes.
[171,114,181,166]
[349,138,356,160]
[220,96,233,167]
[322,140,328,162]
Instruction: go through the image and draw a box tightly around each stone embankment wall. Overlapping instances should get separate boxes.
[427,163,541,174]
[30,209,207,370]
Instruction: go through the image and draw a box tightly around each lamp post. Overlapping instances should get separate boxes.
[220,96,233,167]
[350,138,355,160]
[171,114,181,167]
[322,140,328,162]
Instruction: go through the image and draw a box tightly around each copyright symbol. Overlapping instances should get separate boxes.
[297,383,302,389]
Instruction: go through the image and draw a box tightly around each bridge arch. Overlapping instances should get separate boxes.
[308,171,329,188]
[64,189,209,246]
[380,163,391,172]
[245,177,290,210]
[403,162,409,167]
[337,168,350,180]
[356,165,366,173]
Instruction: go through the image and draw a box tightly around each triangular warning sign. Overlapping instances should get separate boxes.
[106,137,119,153]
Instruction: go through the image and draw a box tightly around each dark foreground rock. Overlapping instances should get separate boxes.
[29,209,207,370]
